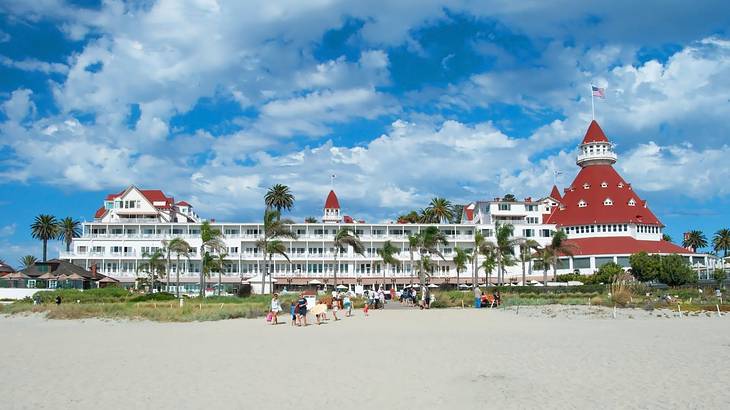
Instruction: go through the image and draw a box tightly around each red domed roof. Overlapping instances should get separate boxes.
[544,164,662,227]
[324,190,340,209]
[581,120,609,144]
[564,237,692,255]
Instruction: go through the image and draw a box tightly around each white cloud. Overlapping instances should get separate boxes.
[0,56,68,74]
[1,89,35,123]
[0,223,17,236]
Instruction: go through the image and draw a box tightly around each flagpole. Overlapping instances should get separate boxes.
[590,84,595,120]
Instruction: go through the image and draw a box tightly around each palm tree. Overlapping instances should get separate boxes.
[480,251,496,285]
[546,230,575,281]
[494,223,517,284]
[418,208,436,223]
[137,249,166,293]
[377,240,399,288]
[426,197,454,223]
[19,255,37,269]
[212,251,229,296]
[257,240,292,293]
[199,221,225,297]
[452,246,470,289]
[470,231,493,287]
[519,239,540,285]
[30,214,61,261]
[502,194,517,202]
[304,216,318,223]
[264,184,295,220]
[59,217,81,253]
[683,230,708,251]
[662,233,672,242]
[535,246,554,285]
[415,226,448,287]
[333,227,365,287]
[257,209,297,294]
[712,228,730,260]
[166,238,191,298]
[407,235,420,285]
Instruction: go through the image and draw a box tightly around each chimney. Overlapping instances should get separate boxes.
[90,263,98,279]
[683,232,694,252]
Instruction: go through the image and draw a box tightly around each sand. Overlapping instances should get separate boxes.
[1,306,729,410]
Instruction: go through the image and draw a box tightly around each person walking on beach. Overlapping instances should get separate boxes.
[363,301,370,317]
[296,293,308,326]
[378,288,385,309]
[343,293,352,317]
[473,286,482,308]
[290,302,297,326]
[269,293,282,325]
[331,293,340,321]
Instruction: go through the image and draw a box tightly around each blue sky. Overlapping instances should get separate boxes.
[2,0,730,265]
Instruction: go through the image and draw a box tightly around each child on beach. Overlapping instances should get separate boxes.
[343,294,352,317]
[363,302,369,317]
[270,293,281,325]
[290,302,296,326]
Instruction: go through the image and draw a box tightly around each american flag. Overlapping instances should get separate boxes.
[592,85,605,98]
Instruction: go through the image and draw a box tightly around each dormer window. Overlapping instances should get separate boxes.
[601,182,607,188]
[583,183,590,189]
[603,198,613,206]
[578,200,587,208]
[628,198,636,207]
[617,182,624,188]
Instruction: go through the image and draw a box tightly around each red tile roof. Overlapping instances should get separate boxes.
[176,201,191,207]
[463,205,474,221]
[324,190,340,209]
[565,237,692,256]
[94,206,107,219]
[581,120,609,144]
[343,215,354,223]
[544,164,662,227]
[549,185,562,201]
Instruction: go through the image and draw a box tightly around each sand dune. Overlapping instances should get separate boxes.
[1,307,728,409]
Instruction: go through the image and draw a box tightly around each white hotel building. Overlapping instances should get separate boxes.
[61,121,710,292]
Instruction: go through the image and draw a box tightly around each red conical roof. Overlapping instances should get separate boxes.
[581,120,609,144]
[549,185,562,201]
[324,190,340,209]
[544,165,662,227]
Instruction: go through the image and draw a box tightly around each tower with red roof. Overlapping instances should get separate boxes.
[322,190,342,223]
[544,121,690,257]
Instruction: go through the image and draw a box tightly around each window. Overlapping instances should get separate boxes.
[523,229,535,238]
[498,203,511,211]
[540,229,552,237]
[27,279,36,288]
[601,181,608,188]
[603,198,613,206]
[526,217,539,224]
[48,280,58,289]
[583,183,590,189]
[617,182,624,188]
[628,198,636,206]
[526,204,538,212]
[578,200,587,208]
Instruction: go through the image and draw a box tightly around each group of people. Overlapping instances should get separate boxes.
[398,286,434,309]
[268,291,356,326]
[473,287,501,309]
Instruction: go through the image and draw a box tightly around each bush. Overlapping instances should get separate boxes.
[630,252,661,282]
[658,254,696,286]
[587,262,624,284]
[713,269,727,287]
[129,292,177,302]
[556,272,584,282]
[34,287,132,304]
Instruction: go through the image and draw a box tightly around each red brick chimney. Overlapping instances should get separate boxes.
[90,263,98,279]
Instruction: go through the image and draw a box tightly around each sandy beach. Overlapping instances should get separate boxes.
[1,307,729,410]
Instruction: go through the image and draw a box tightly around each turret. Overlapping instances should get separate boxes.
[576,120,617,167]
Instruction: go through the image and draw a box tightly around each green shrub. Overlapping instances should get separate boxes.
[34,287,132,304]
[129,292,177,302]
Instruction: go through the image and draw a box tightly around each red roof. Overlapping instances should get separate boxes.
[324,190,340,209]
[463,205,474,221]
[94,206,107,219]
[544,165,662,227]
[549,185,562,201]
[581,120,609,144]
[343,215,354,223]
[565,237,692,256]
[176,201,191,207]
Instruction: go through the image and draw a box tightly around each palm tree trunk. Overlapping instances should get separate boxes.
[66,240,71,252]
[543,266,548,285]
[218,268,222,296]
[199,246,205,298]
[496,252,502,285]
[409,252,414,286]
[552,256,558,281]
[456,267,460,290]
[166,250,171,293]
[521,252,526,286]
[42,239,48,262]
[333,249,339,288]
[175,254,181,298]
[261,233,268,295]
[268,253,273,294]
